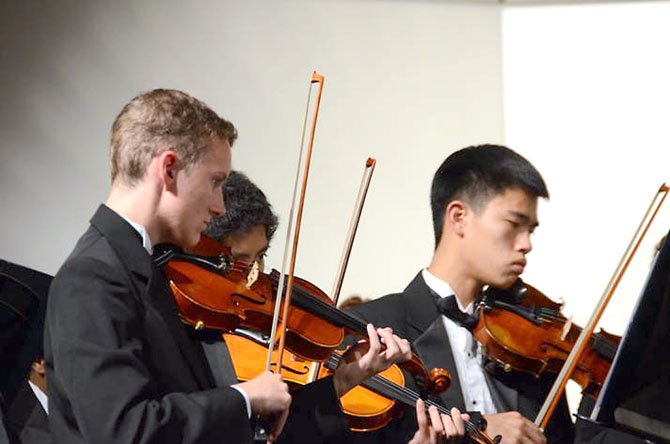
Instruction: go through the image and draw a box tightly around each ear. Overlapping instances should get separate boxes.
[32,357,46,376]
[444,200,469,237]
[158,150,180,189]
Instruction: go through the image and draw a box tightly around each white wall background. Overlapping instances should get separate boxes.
[0,0,504,300]
[504,0,670,338]
[503,0,670,412]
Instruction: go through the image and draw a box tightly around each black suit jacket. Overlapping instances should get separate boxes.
[6,383,51,444]
[44,205,251,444]
[347,272,574,444]
[0,260,52,407]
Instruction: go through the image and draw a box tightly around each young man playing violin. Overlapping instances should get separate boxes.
[44,89,297,444]
[347,145,575,444]
[200,170,470,444]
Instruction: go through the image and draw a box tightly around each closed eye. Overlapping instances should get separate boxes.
[507,220,520,228]
[211,178,226,189]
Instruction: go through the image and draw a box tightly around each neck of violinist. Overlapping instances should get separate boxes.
[427,239,481,309]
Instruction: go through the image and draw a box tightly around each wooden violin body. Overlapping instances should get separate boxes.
[472,280,621,398]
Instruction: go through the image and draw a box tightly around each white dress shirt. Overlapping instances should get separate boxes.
[422,268,497,414]
[28,380,48,414]
[120,213,251,417]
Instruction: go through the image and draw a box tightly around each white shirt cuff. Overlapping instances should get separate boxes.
[231,385,251,418]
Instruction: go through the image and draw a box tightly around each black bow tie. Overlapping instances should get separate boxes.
[436,295,478,331]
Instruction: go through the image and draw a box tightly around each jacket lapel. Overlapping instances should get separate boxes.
[402,273,441,338]
[146,265,215,390]
[414,317,466,410]
[90,204,214,390]
[401,273,466,410]
[484,367,519,412]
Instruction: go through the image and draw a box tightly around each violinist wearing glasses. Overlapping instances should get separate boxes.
[197,170,470,444]
[346,145,575,444]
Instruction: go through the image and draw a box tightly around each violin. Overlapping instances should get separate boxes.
[155,234,451,395]
[224,330,499,442]
[471,279,621,398]
[224,330,405,432]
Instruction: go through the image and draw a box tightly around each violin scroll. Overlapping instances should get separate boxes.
[427,367,451,394]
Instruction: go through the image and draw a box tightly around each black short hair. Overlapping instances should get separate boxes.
[204,170,279,243]
[431,144,549,246]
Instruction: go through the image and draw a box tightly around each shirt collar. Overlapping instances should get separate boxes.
[421,268,473,314]
[119,215,153,255]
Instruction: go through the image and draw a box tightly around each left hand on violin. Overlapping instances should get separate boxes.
[409,399,469,444]
[332,323,412,397]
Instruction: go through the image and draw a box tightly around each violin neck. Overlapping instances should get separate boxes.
[290,287,368,336]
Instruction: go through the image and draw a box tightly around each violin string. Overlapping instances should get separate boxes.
[536,309,566,319]
[513,306,566,324]
[536,314,566,322]
[325,355,483,436]
[271,277,369,334]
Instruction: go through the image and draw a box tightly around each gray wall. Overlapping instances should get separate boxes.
[0,0,504,300]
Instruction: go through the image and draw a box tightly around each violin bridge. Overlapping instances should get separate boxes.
[246,260,260,289]
[561,316,573,341]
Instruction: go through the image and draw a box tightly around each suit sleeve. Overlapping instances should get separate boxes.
[45,254,252,444]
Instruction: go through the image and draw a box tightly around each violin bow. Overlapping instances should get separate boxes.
[265,72,325,373]
[307,157,377,383]
[330,157,376,304]
[535,183,669,430]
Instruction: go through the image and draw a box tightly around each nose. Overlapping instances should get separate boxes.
[211,186,225,216]
[517,231,532,254]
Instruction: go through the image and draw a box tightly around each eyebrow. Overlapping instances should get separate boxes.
[508,210,539,228]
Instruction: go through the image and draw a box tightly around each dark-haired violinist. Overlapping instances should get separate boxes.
[347,145,575,444]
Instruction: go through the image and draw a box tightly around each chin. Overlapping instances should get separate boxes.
[176,232,201,248]
[188,233,203,248]
[492,275,518,290]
